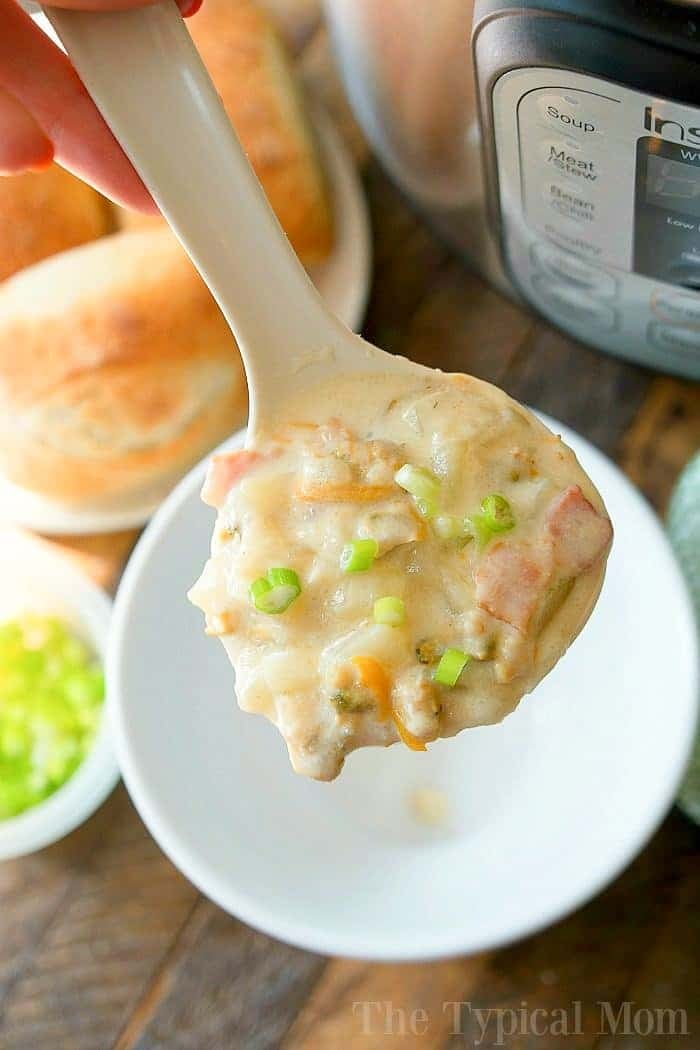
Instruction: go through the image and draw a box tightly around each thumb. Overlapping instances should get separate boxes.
[0,86,54,175]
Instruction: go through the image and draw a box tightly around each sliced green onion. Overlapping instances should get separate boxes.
[267,567,300,589]
[464,513,493,548]
[480,493,515,533]
[434,648,471,687]
[250,577,273,601]
[394,464,441,503]
[373,596,406,626]
[433,515,466,542]
[340,538,378,573]
[250,567,301,614]
[0,615,104,820]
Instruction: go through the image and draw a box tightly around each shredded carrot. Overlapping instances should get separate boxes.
[351,656,429,752]
[351,656,392,721]
[392,710,428,752]
[408,508,429,541]
[297,483,395,503]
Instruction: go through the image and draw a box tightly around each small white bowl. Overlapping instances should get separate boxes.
[0,529,117,861]
[109,422,698,960]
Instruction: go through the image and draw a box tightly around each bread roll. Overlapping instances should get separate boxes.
[117,0,333,266]
[0,165,111,283]
[0,229,247,504]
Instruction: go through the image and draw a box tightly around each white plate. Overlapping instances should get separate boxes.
[0,529,118,860]
[108,418,698,960]
[0,68,372,536]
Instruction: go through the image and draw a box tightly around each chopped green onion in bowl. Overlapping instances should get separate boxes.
[340,538,378,573]
[250,568,302,614]
[0,615,105,821]
[374,596,406,626]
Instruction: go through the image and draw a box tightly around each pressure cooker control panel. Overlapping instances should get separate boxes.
[492,68,700,373]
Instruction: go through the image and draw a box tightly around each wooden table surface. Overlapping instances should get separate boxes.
[1,7,699,1049]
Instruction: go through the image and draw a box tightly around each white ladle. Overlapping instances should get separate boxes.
[42,0,421,443]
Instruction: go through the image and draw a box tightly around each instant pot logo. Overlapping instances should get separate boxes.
[644,105,700,146]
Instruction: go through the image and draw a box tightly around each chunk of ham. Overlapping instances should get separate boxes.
[546,486,612,575]
[475,487,612,634]
[475,541,552,633]
[201,451,264,509]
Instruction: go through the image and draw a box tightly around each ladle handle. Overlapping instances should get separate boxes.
[42,1,343,429]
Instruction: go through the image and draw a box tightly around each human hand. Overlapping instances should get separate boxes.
[0,0,202,211]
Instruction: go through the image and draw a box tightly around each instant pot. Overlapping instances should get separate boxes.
[324,0,700,378]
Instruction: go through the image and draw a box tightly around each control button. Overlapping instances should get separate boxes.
[531,274,618,331]
[531,242,617,298]
[536,93,606,139]
[662,259,700,292]
[651,288,700,327]
[543,225,604,260]
[543,182,597,224]
[648,322,700,355]
[540,139,602,186]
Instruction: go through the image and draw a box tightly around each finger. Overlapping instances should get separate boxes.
[44,0,203,17]
[0,87,54,174]
[0,0,158,212]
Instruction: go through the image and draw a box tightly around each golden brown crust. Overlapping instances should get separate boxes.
[0,165,112,283]
[114,0,333,266]
[0,229,247,503]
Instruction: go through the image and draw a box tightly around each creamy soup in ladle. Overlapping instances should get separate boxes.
[189,371,612,780]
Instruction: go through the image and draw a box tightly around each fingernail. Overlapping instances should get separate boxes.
[178,0,203,17]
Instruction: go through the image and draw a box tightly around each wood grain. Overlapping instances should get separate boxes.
[0,5,697,1049]
[0,790,198,1050]
[279,813,698,1049]
[118,903,325,1050]
[619,377,700,512]
[283,957,485,1049]
[36,530,140,594]
[498,322,652,458]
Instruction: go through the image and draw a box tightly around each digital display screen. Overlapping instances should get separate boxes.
[646,154,700,218]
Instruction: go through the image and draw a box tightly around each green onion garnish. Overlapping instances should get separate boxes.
[394,465,441,516]
[373,596,406,626]
[250,567,301,614]
[340,538,378,573]
[395,464,441,499]
[480,494,515,533]
[464,495,515,548]
[433,648,471,687]
[464,513,493,548]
